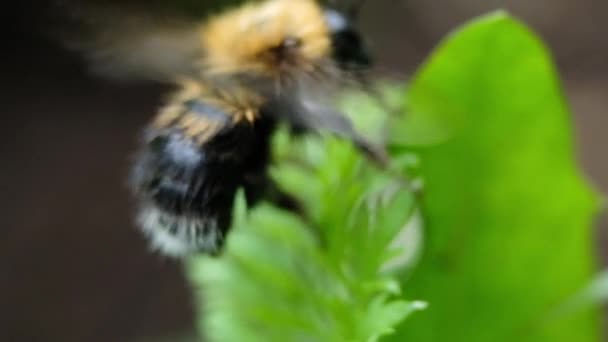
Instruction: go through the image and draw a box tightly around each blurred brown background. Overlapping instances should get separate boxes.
[2,0,607,341]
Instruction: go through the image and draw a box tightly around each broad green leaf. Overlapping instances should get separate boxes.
[550,270,608,321]
[388,12,601,342]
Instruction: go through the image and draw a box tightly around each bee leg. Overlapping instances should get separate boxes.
[266,181,305,216]
[303,106,390,167]
[243,171,305,216]
[251,175,329,245]
[350,133,390,167]
[242,172,266,206]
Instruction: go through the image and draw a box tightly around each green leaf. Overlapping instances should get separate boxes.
[550,270,608,321]
[388,11,601,342]
[188,135,420,342]
[359,296,425,342]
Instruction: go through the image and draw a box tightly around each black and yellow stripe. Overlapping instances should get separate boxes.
[131,78,274,255]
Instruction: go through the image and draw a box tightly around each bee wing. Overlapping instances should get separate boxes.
[54,2,204,82]
[294,98,389,166]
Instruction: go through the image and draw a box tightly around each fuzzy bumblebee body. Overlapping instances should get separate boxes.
[200,0,332,79]
[132,81,275,256]
[122,0,380,256]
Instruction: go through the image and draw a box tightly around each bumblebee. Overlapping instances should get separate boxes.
[62,0,382,256]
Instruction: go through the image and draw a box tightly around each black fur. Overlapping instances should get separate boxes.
[325,9,373,70]
[131,99,277,254]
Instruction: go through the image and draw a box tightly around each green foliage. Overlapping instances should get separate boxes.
[186,9,602,342]
[187,133,421,342]
[386,12,601,342]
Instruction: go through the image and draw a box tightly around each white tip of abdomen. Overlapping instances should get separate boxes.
[137,205,224,257]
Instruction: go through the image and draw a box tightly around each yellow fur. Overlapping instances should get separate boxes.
[152,0,336,146]
[153,79,263,144]
[200,0,331,77]
[173,79,262,123]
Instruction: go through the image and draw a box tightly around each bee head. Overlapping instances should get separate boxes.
[200,0,332,84]
[324,8,373,70]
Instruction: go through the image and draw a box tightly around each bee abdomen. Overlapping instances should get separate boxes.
[137,204,227,256]
[131,96,256,256]
[132,134,198,208]
[131,132,239,255]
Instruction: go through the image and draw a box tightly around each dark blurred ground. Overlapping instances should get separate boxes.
[1,1,606,341]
